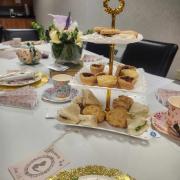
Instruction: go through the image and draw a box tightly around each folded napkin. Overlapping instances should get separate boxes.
[155,88,180,106]
[0,71,35,82]
[9,145,69,180]
[0,86,38,109]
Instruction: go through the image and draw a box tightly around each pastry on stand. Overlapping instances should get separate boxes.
[80,0,143,112]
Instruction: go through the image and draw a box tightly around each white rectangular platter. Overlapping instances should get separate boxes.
[70,64,147,93]
[56,90,155,141]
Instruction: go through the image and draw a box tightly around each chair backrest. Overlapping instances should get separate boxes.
[3,29,39,41]
[85,42,110,58]
[0,26,3,42]
[121,39,178,77]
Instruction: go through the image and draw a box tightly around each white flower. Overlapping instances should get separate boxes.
[68,21,78,32]
[49,30,60,44]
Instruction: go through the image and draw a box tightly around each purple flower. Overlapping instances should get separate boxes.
[49,14,72,31]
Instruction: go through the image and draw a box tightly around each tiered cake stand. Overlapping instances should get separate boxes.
[82,0,143,111]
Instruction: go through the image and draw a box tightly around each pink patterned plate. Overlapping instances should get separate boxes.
[151,111,169,135]
[151,111,180,140]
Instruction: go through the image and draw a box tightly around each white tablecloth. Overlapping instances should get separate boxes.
[0,45,180,180]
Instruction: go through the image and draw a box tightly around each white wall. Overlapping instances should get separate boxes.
[34,0,180,79]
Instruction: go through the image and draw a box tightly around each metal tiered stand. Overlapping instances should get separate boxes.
[78,0,143,112]
[103,0,125,111]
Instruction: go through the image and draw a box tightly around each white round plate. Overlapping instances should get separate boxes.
[81,33,143,45]
[0,73,41,87]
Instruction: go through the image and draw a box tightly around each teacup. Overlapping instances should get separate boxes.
[167,96,180,126]
[52,74,72,98]
[12,38,22,47]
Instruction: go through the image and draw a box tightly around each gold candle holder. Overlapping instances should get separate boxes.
[103,0,125,111]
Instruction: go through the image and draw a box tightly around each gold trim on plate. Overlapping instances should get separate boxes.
[48,165,135,180]
[0,72,49,90]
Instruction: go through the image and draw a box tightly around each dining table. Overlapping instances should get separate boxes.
[0,43,180,180]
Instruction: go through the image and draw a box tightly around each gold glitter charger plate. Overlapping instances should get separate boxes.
[48,165,135,180]
[0,72,49,90]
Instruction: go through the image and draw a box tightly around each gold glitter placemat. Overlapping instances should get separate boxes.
[0,72,49,91]
[48,165,135,180]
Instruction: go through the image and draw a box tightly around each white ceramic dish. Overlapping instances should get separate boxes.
[56,91,158,141]
[81,33,143,44]
[70,64,147,93]
[0,72,41,87]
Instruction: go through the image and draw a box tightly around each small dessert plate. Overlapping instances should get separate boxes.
[151,111,180,140]
[42,87,78,103]
[151,111,169,135]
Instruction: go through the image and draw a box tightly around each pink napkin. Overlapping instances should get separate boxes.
[0,86,38,109]
[155,88,180,107]
[9,146,70,180]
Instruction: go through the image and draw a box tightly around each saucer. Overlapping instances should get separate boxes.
[42,87,78,103]
[151,111,180,140]
[151,111,169,135]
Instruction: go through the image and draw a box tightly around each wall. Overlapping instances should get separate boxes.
[34,0,180,79]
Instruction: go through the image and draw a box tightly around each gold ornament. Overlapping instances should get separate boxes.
[103,0,125,16]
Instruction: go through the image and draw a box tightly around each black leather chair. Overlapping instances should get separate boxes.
[3,29,39,41]
[0,26,3,42]
[85,42,110,58]
[121,39,178,77]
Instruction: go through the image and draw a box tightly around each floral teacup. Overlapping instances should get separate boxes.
[52,74,72,98]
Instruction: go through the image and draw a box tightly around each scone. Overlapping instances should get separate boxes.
[82,105,106,123]
[94,26,109,33]
[106,108,128,128]
[90,64,105,75]
[97,75,117,88]
[113,95,134,110]
[100,28,121,36]
[119,30,138,38]
[117,76,136,90]
[80,73,97,86]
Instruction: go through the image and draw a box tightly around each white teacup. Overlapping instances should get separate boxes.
[12,38,21,47]
[52,74,72,98]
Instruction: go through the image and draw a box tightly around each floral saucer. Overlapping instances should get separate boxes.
[151,111,180,140]
[42,87,78,103]
[151,111,169,135]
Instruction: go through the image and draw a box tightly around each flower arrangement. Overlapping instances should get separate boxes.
[49,13,83,64]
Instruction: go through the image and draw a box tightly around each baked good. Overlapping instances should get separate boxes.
[129,102,149,118]
[94,26,109,33]
[90,64,105,75]
[119,30,138,38]
[57,103,80,124]
[128,117,149,136]
[82,105,105,123]
[117,76,136,90]
[100,28,121,36]
[97,75,117,88]
[106,108,128,128]
[96,72,107,77]
[115,65,138,79]
[79,114,98,127]
[113,95,134,110]
[80,73,97,86]
[121,69,138,79]
[82,89,101,107]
